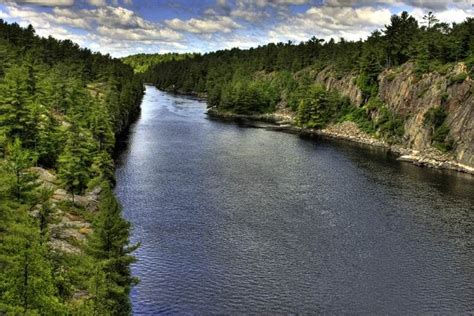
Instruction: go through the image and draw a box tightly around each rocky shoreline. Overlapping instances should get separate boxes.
[207,108,474,175]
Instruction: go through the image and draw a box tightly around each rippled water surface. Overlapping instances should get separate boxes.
[115,86,474,315]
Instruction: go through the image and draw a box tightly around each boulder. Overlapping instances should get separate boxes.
[48,239,81,255]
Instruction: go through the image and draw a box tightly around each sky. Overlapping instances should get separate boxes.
[0,0,472,57]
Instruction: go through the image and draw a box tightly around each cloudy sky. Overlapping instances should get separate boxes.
[0,0,472,57]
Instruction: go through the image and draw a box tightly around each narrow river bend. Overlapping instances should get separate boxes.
[115,86,474,314]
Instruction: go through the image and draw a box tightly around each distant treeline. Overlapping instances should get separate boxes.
[0,20,143,314]
[144,12,473,115]
[122,52,194,73]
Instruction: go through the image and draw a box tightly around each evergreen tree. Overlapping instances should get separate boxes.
[0,20,143,314]
[4,139,38,202]
[87,185,138,316]
[58,126,95,201]
[0,65,36,144]
[89,102,115,153]
[0,208,63,314]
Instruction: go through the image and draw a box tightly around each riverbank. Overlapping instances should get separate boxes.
[207,107,474,175]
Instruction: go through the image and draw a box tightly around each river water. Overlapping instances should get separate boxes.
[115,86,474,315]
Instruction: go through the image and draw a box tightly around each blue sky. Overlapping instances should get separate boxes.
[0,0,472,57]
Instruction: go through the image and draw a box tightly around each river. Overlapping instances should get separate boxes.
[115,86,474,314]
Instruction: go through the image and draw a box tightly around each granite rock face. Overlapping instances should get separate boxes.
[378,62,473,167]
[305,62,473,169]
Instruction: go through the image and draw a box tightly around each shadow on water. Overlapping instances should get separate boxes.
[312,136,474,199]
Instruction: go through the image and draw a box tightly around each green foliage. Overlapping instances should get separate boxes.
[296,85,351,128]
[0,64,39,147]
[424,106,452,151]
[144,12,473,116]
[376,106,405,141]
[424,106,447,128]
[339,96,405,142]
[58,128,95,198]
[4,139,38,201]
[466,55,474,77]
[0,20,142,314]
[0,211,64,315]
[87,185,139,315]
[219,75,280,114]
[355,72,379,101]
[384,11,419,67]
[121,53,194,73]
[448,72,468,86]
[385,73,397,82]
[440,93,449,104]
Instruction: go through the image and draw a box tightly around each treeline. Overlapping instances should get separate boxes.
[0,20,143,314]
[144,12,473,118]
[121,52,194,73]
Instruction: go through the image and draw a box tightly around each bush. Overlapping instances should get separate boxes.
[440,93,449,105]
[465,55,474,78]
[448,72,468,86]
[424,106,452,151]
[424,106,447,128]
[355,73,378,100]
[296,85,351,128]
[386,73,397,82]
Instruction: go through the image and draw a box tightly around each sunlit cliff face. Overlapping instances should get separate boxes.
[0,0,472,56]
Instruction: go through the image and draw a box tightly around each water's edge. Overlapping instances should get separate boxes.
[206,107,474,175]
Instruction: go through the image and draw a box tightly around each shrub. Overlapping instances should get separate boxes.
[465,55,474,78]
[448,72,468,86]
[424,106,452,151]
[386,73,397,82]
[424,106,447,128]
[440,93,449,105]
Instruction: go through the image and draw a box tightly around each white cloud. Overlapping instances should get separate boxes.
[87,0,106,6]
[409,7,472,24]
[7,5,90,28]
[230,8,267,21]
[96,25,182,41]
[323,0,472,10]
[3,0,74,6]
[49,6,183,41]
[166,16,241,33]
[234,0,310,7]
[268,6,392,43]
[1,3,186,56]
[1,0,471,58]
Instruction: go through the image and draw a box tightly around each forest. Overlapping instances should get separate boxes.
[0,20,143,314]
[144,12,473,145]
[122,53,194,73]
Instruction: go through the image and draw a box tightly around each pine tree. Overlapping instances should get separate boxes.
[87,185,138,315]
[0,65,36,143]
[423,11,439,30]
[89,102,115,153]
[4,139,38,202]
[0,207,64,314]
[90,151,115,185]
[58,127,95,201]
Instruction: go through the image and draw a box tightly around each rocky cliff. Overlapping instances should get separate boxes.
[378,62,473,167]
[305,62,473,170]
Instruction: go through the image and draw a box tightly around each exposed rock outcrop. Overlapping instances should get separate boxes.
[378,62,473,167]
[298,62,473,171]
[311,67,363,106]
[30,167,100,254]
